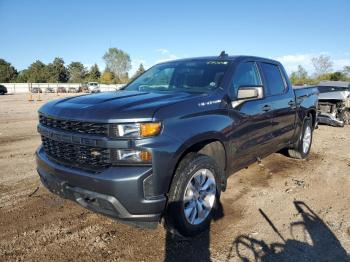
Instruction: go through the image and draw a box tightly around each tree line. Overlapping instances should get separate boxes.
[289,55,350,85]
[0,48,145,84]
[1,50,349,85]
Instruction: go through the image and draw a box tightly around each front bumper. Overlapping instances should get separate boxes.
[317,112,344,127]
[36,146,166,223]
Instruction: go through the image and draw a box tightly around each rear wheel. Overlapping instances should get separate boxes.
[288,116,313,159]
[164,153,222,237]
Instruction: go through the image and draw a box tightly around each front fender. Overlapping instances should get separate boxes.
[154,114,231,194]
[147,92,232,195]
[176,131,228,164]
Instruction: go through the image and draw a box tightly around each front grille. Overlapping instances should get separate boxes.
[39,115,108,136]
[42,136,111,171]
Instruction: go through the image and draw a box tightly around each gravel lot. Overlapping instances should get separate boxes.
[0,93,349,261]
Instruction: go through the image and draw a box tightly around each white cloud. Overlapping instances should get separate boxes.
[275,53,350,75]
[126,49,180,76]
[275,54,314,74]
[155,54,179,64]
[156,48,169,55]
[154,48,180,64]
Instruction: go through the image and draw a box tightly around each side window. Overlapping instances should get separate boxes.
[232,62,261,96]
[260,63,286,96]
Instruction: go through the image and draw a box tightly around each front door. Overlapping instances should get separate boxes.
[227,61,274,172]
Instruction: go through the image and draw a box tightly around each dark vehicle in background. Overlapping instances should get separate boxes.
[57,86,67,93]
[31,87,42,93]
[0,84,7,95]
[36,54,318,236]
[45,87,55,93]
[316,81,350,126]
[68,87,78,93]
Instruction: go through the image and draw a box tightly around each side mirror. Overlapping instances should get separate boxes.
[232,86,263,108]
[237,86,263,100]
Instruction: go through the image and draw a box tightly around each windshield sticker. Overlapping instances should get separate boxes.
[207,61,229,65]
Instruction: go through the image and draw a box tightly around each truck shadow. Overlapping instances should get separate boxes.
[227,201,349,261]
[164,201,224,262]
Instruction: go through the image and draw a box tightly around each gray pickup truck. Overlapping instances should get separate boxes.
[36,54,319,236]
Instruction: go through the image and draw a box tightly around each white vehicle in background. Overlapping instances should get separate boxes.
[88,82,101,93]
[317,81,350,127]
[79,82,101,93]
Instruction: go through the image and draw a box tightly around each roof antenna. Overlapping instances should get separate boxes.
[219,51,228,59]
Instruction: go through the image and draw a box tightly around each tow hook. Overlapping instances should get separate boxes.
[75,196,96,207]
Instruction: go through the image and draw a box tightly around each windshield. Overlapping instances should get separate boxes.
[125,60,231,93]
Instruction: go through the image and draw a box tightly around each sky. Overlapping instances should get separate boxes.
[1,0,350,75]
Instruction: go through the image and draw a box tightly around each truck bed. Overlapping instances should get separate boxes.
[293,85,319,98]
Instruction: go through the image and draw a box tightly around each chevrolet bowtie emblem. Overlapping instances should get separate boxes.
[91,151,101,157]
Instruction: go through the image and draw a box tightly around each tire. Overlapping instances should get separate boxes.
[339,109,350,125]
[164,153,222,237]
[288,116,313,159]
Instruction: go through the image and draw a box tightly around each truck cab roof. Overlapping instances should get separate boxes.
[158,55,282,66]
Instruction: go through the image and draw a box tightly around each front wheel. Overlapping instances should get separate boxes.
[288,116,313,159]
[164,153,222,237]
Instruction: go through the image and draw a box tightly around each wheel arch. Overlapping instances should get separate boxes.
[307,108,317,128]
[168,136,228,193]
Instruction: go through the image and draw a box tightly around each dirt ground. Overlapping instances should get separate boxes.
[0,93,349,262]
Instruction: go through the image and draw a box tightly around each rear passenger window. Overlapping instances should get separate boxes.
[231,62,261,96]
[260,63,286,96]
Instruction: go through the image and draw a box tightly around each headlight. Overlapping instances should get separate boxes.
[112,122,161,138]
[116,123,141,137]
[113,149,152,163]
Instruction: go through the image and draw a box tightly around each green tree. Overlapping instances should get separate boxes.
[311,55,333,76]
[131,63,145,80]
[118,72,129,84]
[86,64,101,82]
[100,69,115,84]
[16,70,29,83]
[68,62,86,82]
[0,59,18,82]
[315,73,333,83]
[25,60,47,83]
[46,57,69,82]
[289,65,310,85]
[329,71,348,81]
[103,48,131,81]
[343,66,350,79]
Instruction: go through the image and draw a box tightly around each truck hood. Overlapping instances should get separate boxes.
[38,90,207,122]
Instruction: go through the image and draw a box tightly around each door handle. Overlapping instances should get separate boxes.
[288,100,296,108]
[296,97,304,104]
[262,104,271,112]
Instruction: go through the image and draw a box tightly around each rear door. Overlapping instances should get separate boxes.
[228,61,274,171]
[258,62,296,150]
